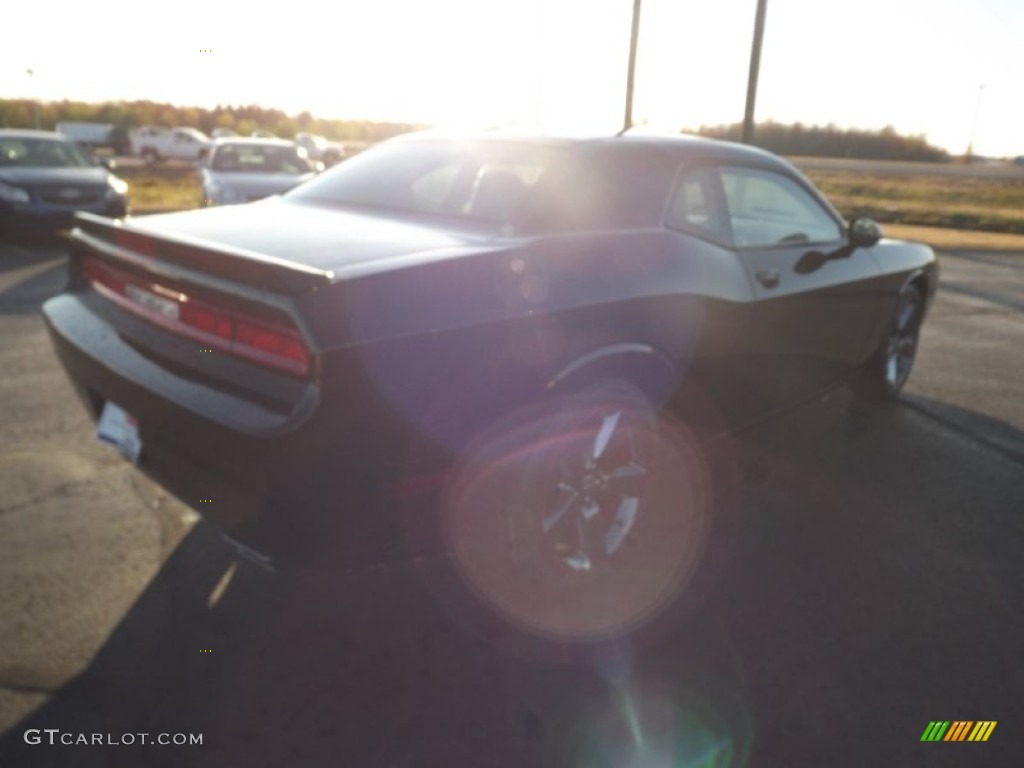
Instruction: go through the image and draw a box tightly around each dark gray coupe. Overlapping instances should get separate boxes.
[0,129,128,237]
[44,131,937,639]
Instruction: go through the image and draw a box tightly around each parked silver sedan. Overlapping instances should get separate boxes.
[200,138,316,207]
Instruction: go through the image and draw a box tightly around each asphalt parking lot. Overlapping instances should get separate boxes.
[0,238,1021,767]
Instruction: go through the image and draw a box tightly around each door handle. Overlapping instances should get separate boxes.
[756,269,780,289]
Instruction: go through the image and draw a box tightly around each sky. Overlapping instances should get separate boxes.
[3,0,1022,157]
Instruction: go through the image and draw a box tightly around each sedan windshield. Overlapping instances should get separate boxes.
[0,137,93,168]
[211,144,312,174]
[286,138,661,233]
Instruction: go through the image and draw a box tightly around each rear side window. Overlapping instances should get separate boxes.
[720,167,842,247]
[666,165,730,246]
[512,146,674,234]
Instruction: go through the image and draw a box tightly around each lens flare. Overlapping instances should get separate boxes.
[573,681,749,768]
[439,385,716,642]
[345,249,707,454]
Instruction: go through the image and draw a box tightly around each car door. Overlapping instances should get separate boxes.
[171,131,197,160]
[719,164,882,405]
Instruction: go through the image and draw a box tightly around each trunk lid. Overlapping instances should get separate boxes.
[125,196,492,279]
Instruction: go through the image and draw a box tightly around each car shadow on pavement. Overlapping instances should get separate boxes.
[1,395,1022,768]
[903,394,1024,464]
[0,483,756,768]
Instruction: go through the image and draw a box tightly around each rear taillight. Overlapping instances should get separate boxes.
[113,229,159,257]
[81,256,311,377]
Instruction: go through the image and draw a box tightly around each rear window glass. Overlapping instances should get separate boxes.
[287,139,671,234]
[211,144,311,174]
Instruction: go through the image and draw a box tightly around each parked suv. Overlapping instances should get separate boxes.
[130,127,211,164]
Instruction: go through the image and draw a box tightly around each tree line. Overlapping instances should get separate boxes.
[693,121,950,162]
[0,99,421,145]
[1,100,953,162]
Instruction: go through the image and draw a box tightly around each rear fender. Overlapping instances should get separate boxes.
[545,343,678,406]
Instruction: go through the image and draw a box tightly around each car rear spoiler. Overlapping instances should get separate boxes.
[70,211,334,296]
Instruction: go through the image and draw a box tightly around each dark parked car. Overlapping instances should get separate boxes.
[44,131,937,639]
[0,129,128,237]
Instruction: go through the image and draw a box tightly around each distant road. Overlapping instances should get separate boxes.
[790,155,1024,180]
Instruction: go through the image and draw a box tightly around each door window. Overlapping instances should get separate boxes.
[720,167,842,247]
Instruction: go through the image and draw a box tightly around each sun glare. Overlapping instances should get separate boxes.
[2,0,1021,155]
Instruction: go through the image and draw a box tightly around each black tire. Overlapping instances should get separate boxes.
[141,147,159,165]
[854,283,925,401]
[437,380,714,643]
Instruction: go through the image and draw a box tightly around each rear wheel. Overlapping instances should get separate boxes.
[854,283,924,401]
[439,381,713,642]
[141,147,159,165]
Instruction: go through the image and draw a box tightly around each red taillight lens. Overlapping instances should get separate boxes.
[179,303,233,340]
[82,257,126,295]
[113,230,159,257]
[234,318,311,373]
[81,256,311,377]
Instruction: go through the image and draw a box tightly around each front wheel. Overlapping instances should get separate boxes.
[854,283,925,401]
[439,381,714,643]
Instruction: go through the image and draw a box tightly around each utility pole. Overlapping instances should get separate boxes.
[742,0,768,144]
[622,0,642,134]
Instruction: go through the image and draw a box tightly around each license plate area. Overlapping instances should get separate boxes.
[96,401,142,463]
[125,283,180,320]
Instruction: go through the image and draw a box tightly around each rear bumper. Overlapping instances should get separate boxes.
[42,290,391,563]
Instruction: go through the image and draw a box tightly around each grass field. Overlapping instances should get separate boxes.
[883,223,1024,250]
[123,161,1024,242]
[120,166,199,213]
[803,170,1024,235]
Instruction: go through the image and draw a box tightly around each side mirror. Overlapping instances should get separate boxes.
[849,217,882,248]
[99,157,117,171]
[795,218,881,274]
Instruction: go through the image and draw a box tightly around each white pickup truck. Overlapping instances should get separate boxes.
[56,122,114,148]
[130,126,211,163]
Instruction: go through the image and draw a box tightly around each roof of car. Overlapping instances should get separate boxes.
[0,129,68,140]
[388,128,792,171]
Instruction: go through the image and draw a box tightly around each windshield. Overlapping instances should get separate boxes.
[210,143,312,174]
[286,138,654,233]
[0,137,94,168]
